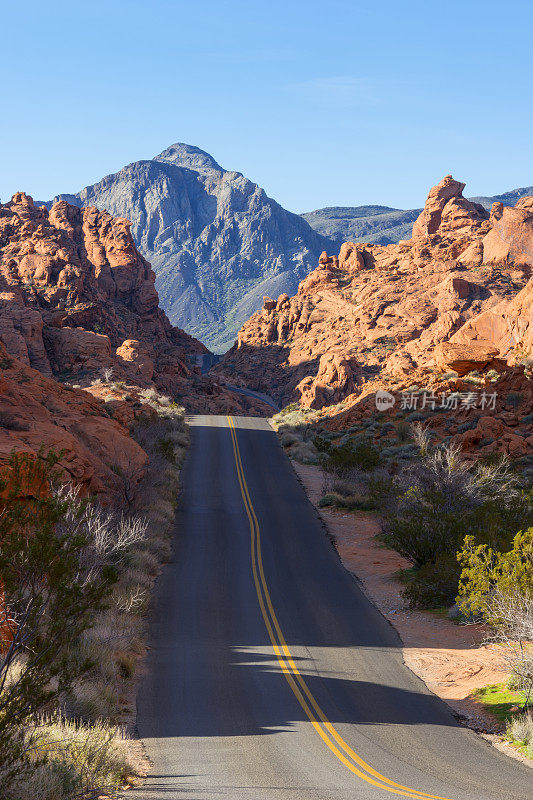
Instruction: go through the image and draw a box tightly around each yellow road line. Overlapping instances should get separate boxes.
[226,416,456,800]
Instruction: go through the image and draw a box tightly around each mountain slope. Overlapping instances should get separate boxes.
[301,185,533,248]
[301,205,421,247]
[52,144,331,353]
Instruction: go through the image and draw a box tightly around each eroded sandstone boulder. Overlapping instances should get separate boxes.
[433,342,500,376]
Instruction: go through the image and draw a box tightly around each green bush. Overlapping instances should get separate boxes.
[402,556,460,609]
[322,439,380,475]
[384,446,531,569]
[313,435,332,453]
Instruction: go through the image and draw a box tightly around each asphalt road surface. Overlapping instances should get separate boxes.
[131,416,532,800]
[225,384,280,412]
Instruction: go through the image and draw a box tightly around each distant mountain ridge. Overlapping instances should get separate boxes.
[51,144,330,353]
[49,147,531,352]
[301,185,533,247]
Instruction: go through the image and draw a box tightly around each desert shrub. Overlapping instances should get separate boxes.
[318,492,376,512]
[402,555,460,609]
[441,371,459,380]
[290,441,318,464]
[457,418,478,433]
[505,391,523,409]
[138,386,158,403]
[411,422,431,456]
[507,713,533,750]
[322,439,380,476]
[331,479,358,497]
[278,402,299,415]
[0,453,120,788]
[406,411,427,422]
[367,472,395,503]
[380,443,419,460]
[313,435,332,453]
[8,715,135,800]
[157,436,179,463]
[280,431,300,447]
[384,445,530,569]
[458,528,533,707]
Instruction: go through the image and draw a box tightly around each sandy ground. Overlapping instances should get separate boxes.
[292,462,531,764]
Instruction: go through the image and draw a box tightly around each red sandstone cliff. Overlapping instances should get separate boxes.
[0,192,264,415]
[0,192,270,505]
[218,176,532,408]
[0,340,148,505]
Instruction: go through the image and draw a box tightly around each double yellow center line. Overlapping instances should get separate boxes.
[227,416,454,799]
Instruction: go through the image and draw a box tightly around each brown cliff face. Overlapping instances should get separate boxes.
[0,192,200,381]
[218,176,532,409]
[0,341,147,505]
[0,193,264,415]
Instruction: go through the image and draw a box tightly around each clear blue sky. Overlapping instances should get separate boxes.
[2,0,532,212]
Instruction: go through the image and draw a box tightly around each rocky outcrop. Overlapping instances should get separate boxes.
[0,192,268,415]
[219,176,533,408]
[448,276,533,361]
[482,199,533,267]
[433,342,500,376]
[0,342,147,505]
[411,176,488,239]
[51,143,330,352]
[322,365,532,461]
[295,352,360,409]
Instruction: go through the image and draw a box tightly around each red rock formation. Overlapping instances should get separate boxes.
[0,193,266,415]
[0,193,200,380]
[433,342,501,376]
[218,176,532,409]
[0,341,147,505]
[320,365,532,460]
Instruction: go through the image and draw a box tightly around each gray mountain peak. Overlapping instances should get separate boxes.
[50,144,330,352]
[153,142,223,173]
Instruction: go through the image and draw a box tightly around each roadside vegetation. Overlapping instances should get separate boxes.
[275,401,533,753]
[0,391,188,799]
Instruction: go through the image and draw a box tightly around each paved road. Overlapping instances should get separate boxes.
[132,416,531,800]
[225,384,280,412]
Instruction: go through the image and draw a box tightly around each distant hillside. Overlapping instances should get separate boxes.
[301,206,421,247]
[51,144,330,353]
[469,185,533,209]
[301,185,533,247]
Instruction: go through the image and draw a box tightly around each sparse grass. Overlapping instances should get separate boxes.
[473,683,526,725]
[318,492,376,511]
[8,715,137,800]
